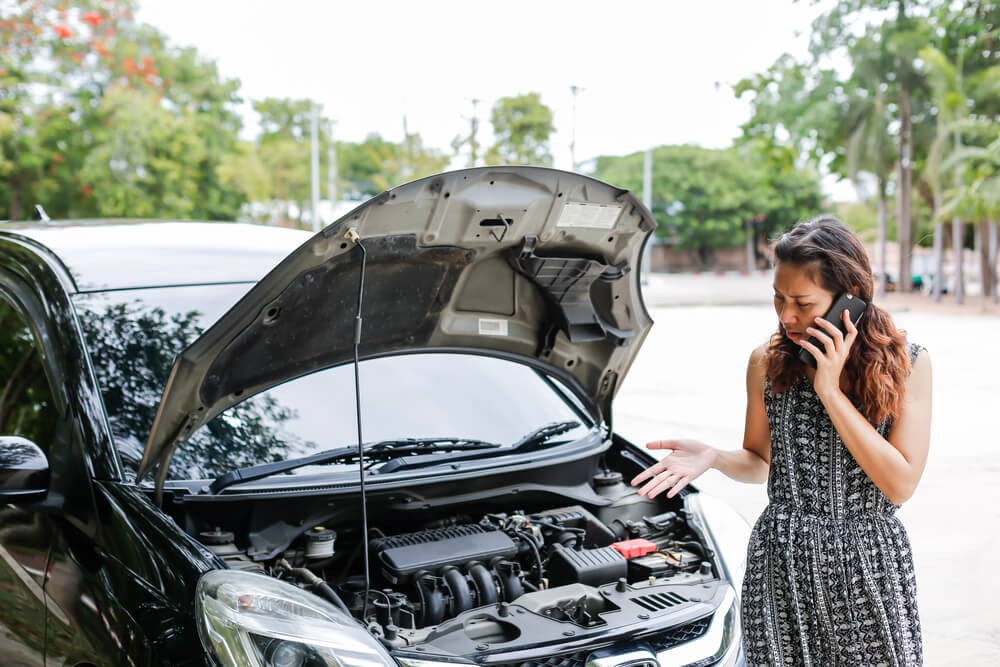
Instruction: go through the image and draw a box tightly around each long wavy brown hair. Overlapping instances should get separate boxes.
[766,215,910,425]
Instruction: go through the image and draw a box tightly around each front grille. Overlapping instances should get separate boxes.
[491,650,591,667]
[645,615,712,652]
[488,616,713,667]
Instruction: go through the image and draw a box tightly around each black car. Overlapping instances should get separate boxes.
[0,167,745,666]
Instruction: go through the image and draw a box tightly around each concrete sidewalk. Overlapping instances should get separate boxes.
[640,271,1000,317]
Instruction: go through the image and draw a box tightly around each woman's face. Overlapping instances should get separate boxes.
[773,262,836,343]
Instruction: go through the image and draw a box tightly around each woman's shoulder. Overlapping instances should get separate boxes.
[902,340,931,384]
[906,340,927,365]
[749,340,771,369]
[747,341,771,388]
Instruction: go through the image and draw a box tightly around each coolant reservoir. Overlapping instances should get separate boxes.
[198,529,263,572]
[591,471,661,529]
[593,470,629,498]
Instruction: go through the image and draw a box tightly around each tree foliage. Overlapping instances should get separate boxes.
[592,144,823,264]
[485,93,555,166]
[736,0,1000,298]
[0,0,246,221]
[8,0,997,288]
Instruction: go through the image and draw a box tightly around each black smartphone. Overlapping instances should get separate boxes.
[797,292,868,368]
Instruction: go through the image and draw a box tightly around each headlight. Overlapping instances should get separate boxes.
[688,492,751,592]
[196,569,394,667]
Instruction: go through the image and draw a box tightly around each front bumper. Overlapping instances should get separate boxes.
[587,585,741,667]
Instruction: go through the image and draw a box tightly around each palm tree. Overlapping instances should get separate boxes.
[922,46,970,303]
[845,35,896,296]
[940,134,1000,305]
[922,45,1000,304]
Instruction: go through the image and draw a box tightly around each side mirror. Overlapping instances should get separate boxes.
[0,436,49,502]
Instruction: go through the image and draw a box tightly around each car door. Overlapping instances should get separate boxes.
[0,290,118,666]
[0,293,65,664]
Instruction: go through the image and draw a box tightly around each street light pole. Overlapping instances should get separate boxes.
[327,120,338,207]
[467,98,480,167]
[570,85,583,172]
[310,103,320,233]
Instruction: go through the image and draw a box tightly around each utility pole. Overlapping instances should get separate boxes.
[327,120,338,209]
[467,98,480,167]
[310,103,320,232]
[570,85,583,172]
[402,114,412,181]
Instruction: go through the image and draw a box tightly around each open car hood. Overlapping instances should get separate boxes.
[138,167,655,485]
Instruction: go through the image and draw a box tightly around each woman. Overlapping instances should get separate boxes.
[631,215,931,666]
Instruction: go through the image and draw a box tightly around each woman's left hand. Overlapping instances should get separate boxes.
[798,309,859,398]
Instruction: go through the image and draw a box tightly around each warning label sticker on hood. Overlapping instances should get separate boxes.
[478,318,509,336]
[557,202,623,229]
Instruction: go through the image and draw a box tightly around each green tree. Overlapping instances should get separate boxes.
[336,132,449,197]
[485,93,555,166]
[78,86,206,218]
[592,144,822,268]
[338,134,402,197]
[921,43,1000,302]
[251,97,316,225]
[218,141,271,206]
[748,0,936,291]
[371,132,450,191]
[844,31,898,295]
[924,4,1000,302]
[0,0,247,221]
[735,55,845,167]
[249,99,451,225]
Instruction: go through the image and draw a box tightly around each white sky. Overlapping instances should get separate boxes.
[136,0,853,197]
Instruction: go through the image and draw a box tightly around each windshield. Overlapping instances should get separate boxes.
[74,285,592,482]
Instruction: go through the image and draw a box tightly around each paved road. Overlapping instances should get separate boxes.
[613,279,1000,665]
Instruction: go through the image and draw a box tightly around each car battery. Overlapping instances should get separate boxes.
[628,546,701,580]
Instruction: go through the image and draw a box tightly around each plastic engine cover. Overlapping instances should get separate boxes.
[372,525,518,583]
[547,544,627,587]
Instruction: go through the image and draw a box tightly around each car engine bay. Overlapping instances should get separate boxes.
[184,467,729,657]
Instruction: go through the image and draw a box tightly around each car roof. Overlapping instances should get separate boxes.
[1,220,311,293]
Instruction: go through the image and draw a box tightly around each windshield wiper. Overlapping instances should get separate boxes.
[376,420,582,474]
[207,438,500,494]
[512,420,582,450]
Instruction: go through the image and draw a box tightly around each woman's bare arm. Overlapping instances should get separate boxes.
[630,344,771,498]
[714,343,771,483]
[818,349,932,504]
[798,313,933,505]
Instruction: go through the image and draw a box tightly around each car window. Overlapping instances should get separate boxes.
[74,286,592,482]
[0,297,59,453]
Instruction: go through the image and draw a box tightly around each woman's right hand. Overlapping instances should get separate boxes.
[630,439,717,498]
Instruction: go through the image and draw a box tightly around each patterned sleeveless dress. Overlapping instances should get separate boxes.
[741,343,924,666]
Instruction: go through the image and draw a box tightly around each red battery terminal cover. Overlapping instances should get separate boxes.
[610,538,657,559]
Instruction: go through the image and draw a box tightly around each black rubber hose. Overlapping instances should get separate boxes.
[316,582,352,615]
[515,530,545,581]
[671,540,711,560]
[531,519,586,535]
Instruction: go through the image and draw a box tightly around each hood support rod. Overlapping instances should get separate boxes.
[345,227,375,624]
